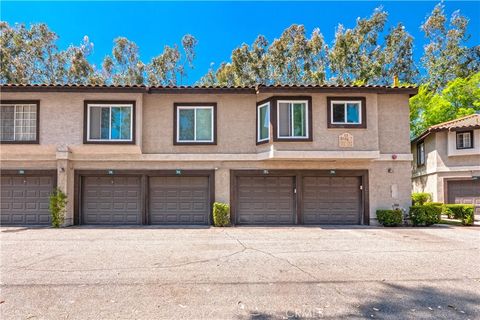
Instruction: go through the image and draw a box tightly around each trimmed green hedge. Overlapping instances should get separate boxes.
[213,202,230,227]
[411,192,432,205]
[376,209,403,227]
[409,203,441,226]
[442,204,475,226]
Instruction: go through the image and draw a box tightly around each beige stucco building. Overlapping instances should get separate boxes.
[411,114,480,217]
[1,84,417,226]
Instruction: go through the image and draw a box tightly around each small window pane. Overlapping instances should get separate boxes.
[293,103,306,137]
[101,108,110,139]
[259,105,269,140]
[278,103,291,137]
[179,109,195,141]
[89,107,102,139]
[1,106,15,141]
[196,108,212,141]
[111,107,131,140]
[346,103,360,123]
[332,103,345,123]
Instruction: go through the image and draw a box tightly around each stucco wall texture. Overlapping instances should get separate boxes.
[1,91,413,225]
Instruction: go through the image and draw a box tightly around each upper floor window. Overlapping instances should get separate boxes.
[257,102,270,143]
[277,100,309,139]
[0,100,39,144]
[456,131,473,149]
[174,103,216,145]
[85,101,135,144]
[327,97,366,128]
[417,141,425,166]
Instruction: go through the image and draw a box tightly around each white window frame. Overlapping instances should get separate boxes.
[176,106,214,143]
[330,100,362,125]
[276,100,309,139]
[456,131,472,149]
[0,103,37,142]
[86,104,134,142]
[257,102,270,142]
[417,142,425,166]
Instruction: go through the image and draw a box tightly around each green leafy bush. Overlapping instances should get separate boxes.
[409,204,441,226]
[376,209,403,227]
[213,202,230,227]
[49,188,67,228]
[443,204,475,226]
[411,192,432,205]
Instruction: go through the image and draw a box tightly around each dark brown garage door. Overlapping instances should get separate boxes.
[303,176,362,224]
[149,176,210,225]
[447,179,480,217]
[0,175,54,225]
[237,176,295,225]
[82,176,142,225]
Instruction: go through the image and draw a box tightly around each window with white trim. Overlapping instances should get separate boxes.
[331,101,362,125]
[87,103,133,142]
[0,103,38,142]
[257,102,270,142]
[456,131,473,149]
[177,106,214,143]
[277,100,308,139]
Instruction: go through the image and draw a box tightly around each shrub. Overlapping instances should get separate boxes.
[443,204,475,226]
[409,204,441,226]
[213,202,230,227]
[411,192,432,205]
[376,209,403,227]
[49,188,67,228]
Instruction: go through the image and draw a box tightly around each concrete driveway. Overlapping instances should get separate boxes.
[1,226,479,320]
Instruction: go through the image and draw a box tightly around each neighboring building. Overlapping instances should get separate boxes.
[411,114,480,218]
[0,83,416,226]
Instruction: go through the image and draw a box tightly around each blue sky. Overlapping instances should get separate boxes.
[1,1,479,84]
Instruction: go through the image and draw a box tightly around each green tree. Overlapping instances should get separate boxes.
[102,37,145,85]
[421,3,478,91]
[410,72,480,137]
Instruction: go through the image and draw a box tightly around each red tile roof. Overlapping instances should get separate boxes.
[412,114,480,143]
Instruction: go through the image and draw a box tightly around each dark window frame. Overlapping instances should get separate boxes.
[173,102,217,145]
[258,96,312,142]
[0,100,40,144]
[416,140,425,166]
[83,100,136,145]
[455,130,474,149]
[327,97,367,129]
[256,98,271,145]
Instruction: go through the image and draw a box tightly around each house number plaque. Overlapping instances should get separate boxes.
[339,133,354,148]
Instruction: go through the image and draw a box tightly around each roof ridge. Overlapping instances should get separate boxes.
[430,113,480,129]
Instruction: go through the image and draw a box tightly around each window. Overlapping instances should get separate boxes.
[85,101,134,143]
[417,141,425,166]
[175,103,216,144]
[327,97,366,128]
[456,131,473,149]
[277,100,308,139]
[0,101,39,143]
[257,102,270,143]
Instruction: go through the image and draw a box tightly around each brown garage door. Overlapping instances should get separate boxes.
[149,176,210,225]
[447,179,480,217]
[82,176,142,225]
[237,176,295,225]
[303,176,362,224]
[0,175,54,225]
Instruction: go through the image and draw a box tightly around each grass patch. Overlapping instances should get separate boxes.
[439,219,464,226]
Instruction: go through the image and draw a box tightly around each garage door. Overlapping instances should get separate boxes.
[0,175,54,225]
[303,176,362,224]
[448,179,480,218]
[82,176,142,225]
[149,176,210,225]
[237,176,295,225]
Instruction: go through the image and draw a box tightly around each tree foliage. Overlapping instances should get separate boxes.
[410,72,480,137]
[0,22,197,86]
